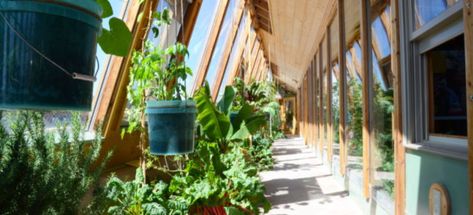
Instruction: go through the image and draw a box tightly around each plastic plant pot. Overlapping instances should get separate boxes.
[145,100,197,155]
[0,0,102,111]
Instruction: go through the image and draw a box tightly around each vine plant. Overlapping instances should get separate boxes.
[123,7,192,181]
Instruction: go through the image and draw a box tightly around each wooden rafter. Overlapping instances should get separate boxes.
[211,0,246,100]
[193,0,230,91]
[228,14,252,84]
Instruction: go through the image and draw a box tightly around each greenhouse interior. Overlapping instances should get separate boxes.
[0,0,473,214]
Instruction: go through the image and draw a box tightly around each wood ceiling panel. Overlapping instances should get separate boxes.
[258,0,335,89]
[330,14,339,62]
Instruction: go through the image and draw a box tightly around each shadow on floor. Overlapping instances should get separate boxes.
[264,176,350,206]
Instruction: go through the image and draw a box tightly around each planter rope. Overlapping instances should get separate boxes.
[0,9,97,83]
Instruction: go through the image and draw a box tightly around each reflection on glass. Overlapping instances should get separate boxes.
[372,17,391,59]
[94,0,126,95]
[216,12,247,100]
[415,0,459,29]
[332,66,340,158]
[346,48,363,170]
[185,0,219,94]
[427,35,466,137]
[205,0,237,91]
[371,43,394,197]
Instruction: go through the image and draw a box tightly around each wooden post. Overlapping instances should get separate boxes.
[312,60,317,148]
[319,43,325,158]
[360,0,372,199]
[337,0,347,176]
[391,0,406,214]
[462,0,473,214]
[314,53,320,151]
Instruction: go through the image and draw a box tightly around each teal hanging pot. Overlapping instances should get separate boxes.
[0,0,102,111]
[145,100,197,155]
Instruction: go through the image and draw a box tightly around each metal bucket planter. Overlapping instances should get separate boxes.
[145,100,197,155]
[0,0,101,110]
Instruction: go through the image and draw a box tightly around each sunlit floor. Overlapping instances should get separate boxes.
[260,137,363,215]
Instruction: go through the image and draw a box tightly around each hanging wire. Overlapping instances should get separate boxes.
[0,11,97,82]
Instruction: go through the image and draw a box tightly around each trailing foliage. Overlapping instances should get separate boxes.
[96,84,271,214]
[0,112,109,215]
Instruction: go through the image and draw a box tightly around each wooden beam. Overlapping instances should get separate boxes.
[319,43,324,157]
[193,0,230,91]
[177,0,202,44]
[391,0,405,214]
[338,0,347,177]
[380,9,392,42]
[247,41,261,82]
[212,0,245,100]
[327,25,333,165]
[360,0,372,199]
[228,14,252,84]
[248,46,261,81]
[314,53,320,151]
[308,62,315,147]
[312,61,317,148]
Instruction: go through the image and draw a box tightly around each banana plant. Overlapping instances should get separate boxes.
[194,83,267,144]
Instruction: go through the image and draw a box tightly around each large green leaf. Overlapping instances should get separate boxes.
[224,206,245,215]
[230,102,254,132]
[194,84,230,141]
[217,86,235,115]
[231,115,266,140]
[97,0,113,18]
[98,18,132,56]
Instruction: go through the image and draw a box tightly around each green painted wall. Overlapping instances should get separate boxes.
[405,149,468,215]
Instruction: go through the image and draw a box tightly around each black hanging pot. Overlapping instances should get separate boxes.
[0,0,101,110]
[145,100,197,155]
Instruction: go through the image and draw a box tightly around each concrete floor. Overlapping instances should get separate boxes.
[260,137,363,215]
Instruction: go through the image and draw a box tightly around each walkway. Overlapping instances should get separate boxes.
[260,137,362,215]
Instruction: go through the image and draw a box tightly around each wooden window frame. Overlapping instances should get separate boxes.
[193,0,230,92]
[400,0,468,157]
[211,0,246,99]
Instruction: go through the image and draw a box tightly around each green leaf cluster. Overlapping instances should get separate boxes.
[97,83,274,214]
[0,112,109,215]
[95,0,133,56]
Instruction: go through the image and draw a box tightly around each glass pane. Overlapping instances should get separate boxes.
[370,47,395,198]
[185,0,219,94]
[427,35,466,137]
[205,0,237,91]
[372,17,391,59]
[346,49,363,171]
[94,0,127,95]
[332,65,340,159]
[217,12,247,100]
[415,0,459,29]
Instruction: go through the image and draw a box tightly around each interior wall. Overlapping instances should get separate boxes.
[405,150,468,215]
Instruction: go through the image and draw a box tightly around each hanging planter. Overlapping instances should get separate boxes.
[146,100,196,155]
[0,0,103,110]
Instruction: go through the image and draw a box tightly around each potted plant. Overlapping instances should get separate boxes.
[125,7,195,161]
[0,0,131,110]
